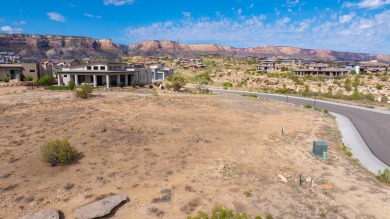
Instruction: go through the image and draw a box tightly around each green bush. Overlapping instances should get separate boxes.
[74,84,93,99]
[223,82,233,88]
[36,75,53,86]
[3,76,10,83]
[380,75,388,81]
[25,76,33,81]
[187,206,262,219]
[118,82,124,88]
[149,84,154,89]
[381,95,388,103]
[323,109,329,114]
[40,139,78,166]
[377,169,390,184]
[167,72,186,91]
[376,84,384,90]
[68,80,76,90]
[304,104,312,109]
[344,78,352,92]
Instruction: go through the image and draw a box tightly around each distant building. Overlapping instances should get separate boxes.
[0,62,41,81]
[0,51,20,64]
[293,67,348,77]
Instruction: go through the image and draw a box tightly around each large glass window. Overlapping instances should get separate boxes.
[157,73,164,80]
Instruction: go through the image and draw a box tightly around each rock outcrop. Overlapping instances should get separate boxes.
[73,194,128,219]
[0,34,127,60]
[128,40,390,62]
[19,208,59,219]
[1,33,390,62]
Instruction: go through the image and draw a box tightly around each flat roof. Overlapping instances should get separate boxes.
[58,70,135,74]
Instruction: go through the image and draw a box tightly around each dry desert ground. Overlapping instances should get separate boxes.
[0,87,389,219]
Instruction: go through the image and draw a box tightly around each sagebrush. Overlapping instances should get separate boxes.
[40,139,78,166]
[74,84,93,99]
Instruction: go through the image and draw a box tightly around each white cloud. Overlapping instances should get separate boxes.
[182,12,191,17]
[1,26,23,34]
[103,0,134,6]
[47,12,66,22]
[248,3,255,9]
[123,9,390,54]
[13,21,27,25]
[346,0,390,9]
[339,13,355,23]
[84,13,102,19]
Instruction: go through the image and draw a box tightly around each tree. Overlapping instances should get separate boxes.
[167,72,186,91]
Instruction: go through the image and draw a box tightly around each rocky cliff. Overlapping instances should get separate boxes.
[1,34,390,62]
[0,34,127,60]
[128,40,390,62]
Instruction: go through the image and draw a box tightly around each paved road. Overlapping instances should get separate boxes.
[210,88,390,167]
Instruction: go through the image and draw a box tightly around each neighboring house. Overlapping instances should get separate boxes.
[149,63,173,82]
[256,59,276,72]
[58,62,154,88]
[293,68,348,77]
[305,63,329,70]
[0,62,40,81]
[0,51,21,64]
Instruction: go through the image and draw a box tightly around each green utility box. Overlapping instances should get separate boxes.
[312,141,328,157]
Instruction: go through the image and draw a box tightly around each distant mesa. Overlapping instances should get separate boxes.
[0,33,390,62]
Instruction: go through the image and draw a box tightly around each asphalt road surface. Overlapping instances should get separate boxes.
[210,88,390,167]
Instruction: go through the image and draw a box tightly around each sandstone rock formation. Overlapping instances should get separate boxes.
[1,34,390,62]
[0,34,127,60]
[19,208,59,219]
[73,194,128,219]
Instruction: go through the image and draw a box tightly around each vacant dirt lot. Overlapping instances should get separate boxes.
[0,88,389,219]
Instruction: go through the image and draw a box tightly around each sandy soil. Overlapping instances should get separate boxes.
[0,88,389,219]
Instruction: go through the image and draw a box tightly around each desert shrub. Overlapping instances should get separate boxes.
[377,169,390,184]
[25,76,33,81]
[241,94,257,98]
[304,104,312,109]
[40,139,78,166]
[187,206,261,219]
[376,84,384,90]
[68,80,75,90]
[323,108,329,114]
[346,151,353,157]
[118,82,124,88]
[36,75,53,86]
[74,84,93,99]
[380,75,388,81]
[167,72,186,91]
[149,84,154,89]
[344,78,352,92]
[3,76,10,83]
[368,75,373,80]
[223,82,233,89]
[381,95,388,103]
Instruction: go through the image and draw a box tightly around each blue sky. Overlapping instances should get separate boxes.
[1,0,390,54]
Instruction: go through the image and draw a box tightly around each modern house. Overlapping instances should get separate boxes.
[256,58,302,73]
[0,62,41,81]
[148,63,174,82]
[293,68,349,77]
[58,62,153,87]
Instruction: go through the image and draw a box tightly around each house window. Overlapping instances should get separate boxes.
[87,66,91,70]
[93,66,98,70]
[29,69,35,72]
[63,75,68,77]
[157,73,164,80]
[100,66,106,70]
[108,66,112,70]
